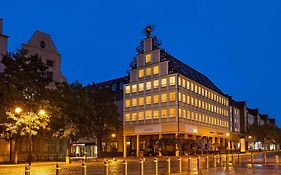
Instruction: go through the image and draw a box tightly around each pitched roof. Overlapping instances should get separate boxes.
[160,50,225,96]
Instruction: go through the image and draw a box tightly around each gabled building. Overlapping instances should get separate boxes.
[0,18,8,72]
[123,29,231,157]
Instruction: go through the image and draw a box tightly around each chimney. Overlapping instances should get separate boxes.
[0,18,2,34]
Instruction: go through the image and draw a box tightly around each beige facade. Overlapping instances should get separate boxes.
[123,35,232,157]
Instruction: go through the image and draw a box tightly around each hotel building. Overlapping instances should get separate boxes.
[123,32,231,157]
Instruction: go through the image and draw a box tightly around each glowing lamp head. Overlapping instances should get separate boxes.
[226,133,230,137]
[248,136,252,139]
[193,129,198,133]
[15,107,22,114]
[39,109,46,115]
[111,133,116,138]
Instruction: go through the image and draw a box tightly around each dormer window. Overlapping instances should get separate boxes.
[40,41,46,48]
[47,60,54,67]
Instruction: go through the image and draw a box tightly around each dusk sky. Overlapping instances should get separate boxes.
[1,0,281,126]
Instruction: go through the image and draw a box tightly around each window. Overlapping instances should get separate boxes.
[169,76,176,86]
[183,94,186,103]
[146,81,151,90]
[125,100,130,107]
[179,108,182,118]
[125,113,130,121]
[178,92,182,102]
[182,79,186,88]
[191,82,194,91]
[195,98,198,107]
[47,60,54,67]
[119,82,124,90]
[47,71,53,81]
[169,92,176,101]
[125,85,130,94]
[161,78,167,87]
[132,113,137,121]
[187,95,190,104]
[138,112,144,120]
[153,65,159,75]
[153,95,159,104]
[146,110,152,120]
[139,69,144,78]
[195,85,198,93]
[146,67,151,76]
[153,80,159,89]
[146,96,151,105]
[139,97,144,106]
[139,83,144,92]
[191,112,194,120]
[191,97,194,105]
[161,109,167,118]
[186,80,190,89]
[183,109,186,118]
[198,100,201,108]
[132,98,137,107]
[198,87,201,95]
[132,84,137,93]
[187,110,191,119]
[178,77,182,86]
[153,110,159,119]
[169,108,176,117]
[111,84,117,91]
[161,93,167,103]
[195,113,198,121]
[145,54,151,63]
[202,88,205,96]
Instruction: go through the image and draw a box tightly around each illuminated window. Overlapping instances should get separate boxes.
[202,88,205,96]
[161,78,167,87]
[125,100,130,108]
[205,89,208,97]
[186,80,190,89]
[132,112,137,121]
[187,110,190,119]
[153,80,159,89]
[153,95,159,104]
[146,67,151,76]
[195,85,198,93]
[178,92,182,102]
[187,95,190,104]
[139,69,144,78]
[211,93,214,100]
[182,79,186,88]
[169,76,176,86]
[139,83,144,92]
[125,113,130,121]
[169,108,176,117]
[178,77,182,86]
[191,97,194,105]
[146,96,151,105]
[183,94,186,103]
[132,98,137,107]
[125,85,130,94]
[153,110,159,119]
[195,113,198,121]
[146,110,152,120]
[191,112,194,120]
[208,103,211,111]
[138,112,144,120]
[208,91,211,99]
[202,101,205,109]
[183,109,186,118]
[161,109,167,118]
[169,92,176,101]
[195,98,198,107]
[191,83,194,91]
[198,87,201,95]
[132,84,137,93]
[198,99,201,108]
[179,108,182,118]
[146,81,151,90]
[153,65,159,75]
[161,93,167,103]
[145,54,151,63]
[139,97,144,106]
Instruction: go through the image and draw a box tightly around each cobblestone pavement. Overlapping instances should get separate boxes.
[0,151,280,175]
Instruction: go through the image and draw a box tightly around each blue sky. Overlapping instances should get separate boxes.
[1,0,281,126]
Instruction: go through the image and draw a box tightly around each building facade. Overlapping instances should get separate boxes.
[123,33,232,157]
[0,18,8,72]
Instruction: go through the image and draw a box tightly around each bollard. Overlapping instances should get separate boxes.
[154,157,158,175]
[206,156,209,169]
[166,157,171,174]
[139,158,144,175]
[213,155,216,168]
[264,153,267,164]
[56,163,61,175]
[25,165,30,175]
[123,160,128,175]
[178,157,182,173]
[238,153,241,164]
[275,155,279,164]
[220,154,223,166]
[104,160,109,175]
[197,156,200,170]
[251,153,254,164]
[82,162,87,175]
[188,156,192,171]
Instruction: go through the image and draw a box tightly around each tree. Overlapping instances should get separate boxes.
[86,85,121,155]
[0,49,54,164]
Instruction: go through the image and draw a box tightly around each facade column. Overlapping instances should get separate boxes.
[136,135,140,157]
[175,133,179,156]
[212,137,215,144]
[123,135,127,157]
[159,134,163,156]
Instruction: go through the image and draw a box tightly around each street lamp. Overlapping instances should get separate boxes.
[38,109,46,116]
[248,136,252,139]
[15,107,22,114]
